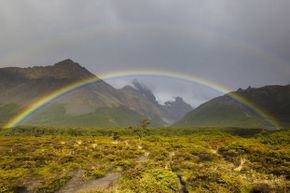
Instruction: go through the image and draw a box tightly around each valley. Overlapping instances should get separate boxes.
[0,60,289,192]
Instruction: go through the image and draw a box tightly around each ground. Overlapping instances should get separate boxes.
[0,128,289,193]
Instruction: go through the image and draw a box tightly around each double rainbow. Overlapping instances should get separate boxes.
[4,70,281,129]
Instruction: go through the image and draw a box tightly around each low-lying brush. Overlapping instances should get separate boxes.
[0,127,289,192]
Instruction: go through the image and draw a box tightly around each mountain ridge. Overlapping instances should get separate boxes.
[0,59,192,128]
[0,59,95,81]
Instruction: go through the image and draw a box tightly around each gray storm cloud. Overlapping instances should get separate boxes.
[0,0,290,106]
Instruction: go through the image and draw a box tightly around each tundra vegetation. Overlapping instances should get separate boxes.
[0,126,289,193]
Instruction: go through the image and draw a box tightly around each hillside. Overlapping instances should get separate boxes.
[174,85,290,129]
[0,59,192,128]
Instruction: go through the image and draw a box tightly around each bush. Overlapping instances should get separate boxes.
[85,169,106,179]
[118,168,178,193]
[250,183,272,193]
[35,175,71,193]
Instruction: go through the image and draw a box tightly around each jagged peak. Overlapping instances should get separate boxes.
[132,80,157,102]
[164,97,192,109]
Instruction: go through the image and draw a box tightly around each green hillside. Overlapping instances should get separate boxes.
[0,103,21,126]
[24,103,164,128]
[174,96,270,128]
[175,85,290,129]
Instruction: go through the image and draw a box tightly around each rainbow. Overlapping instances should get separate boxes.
[4,70,281,129]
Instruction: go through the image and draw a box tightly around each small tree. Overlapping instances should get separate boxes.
[133,119,150,139]
[141,119,150,130]
[112,131,120,140]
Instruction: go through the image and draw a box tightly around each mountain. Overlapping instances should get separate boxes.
[174,85,290,129]
[161,97,193,124]
[0,59,97,126]
[0,59,192,128]
[0,59,95,105]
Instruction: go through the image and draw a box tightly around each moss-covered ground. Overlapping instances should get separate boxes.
[0,128,289,193]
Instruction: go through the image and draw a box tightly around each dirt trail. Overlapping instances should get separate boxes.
[56,171,121,193]
[165,152,188,193]
[178,175,189,193]
[234,158,246,172]
[139,150,150,162]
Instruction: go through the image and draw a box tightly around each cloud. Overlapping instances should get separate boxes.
[0,0,289,106]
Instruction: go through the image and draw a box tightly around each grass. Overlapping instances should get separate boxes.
[0,127,289,193]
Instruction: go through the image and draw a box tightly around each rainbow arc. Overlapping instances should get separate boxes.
[4,70,281,129]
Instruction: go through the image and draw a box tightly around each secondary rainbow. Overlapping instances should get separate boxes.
[4,70,281,129]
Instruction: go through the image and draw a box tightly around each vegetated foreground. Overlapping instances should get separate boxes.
[0,128,289,193]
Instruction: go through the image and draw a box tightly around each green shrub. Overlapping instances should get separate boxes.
[118,168,178,193]
[85,169,106,179]
[250,183,272,193]
[35,175,71,193]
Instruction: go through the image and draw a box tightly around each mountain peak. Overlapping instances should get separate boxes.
[47,59,95,80]
[132,80,157,103]
[54,59,80,68]
[162,97,193,123]
[164,97,192,110]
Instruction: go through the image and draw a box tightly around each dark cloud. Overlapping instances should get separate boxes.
[0,0,289,105]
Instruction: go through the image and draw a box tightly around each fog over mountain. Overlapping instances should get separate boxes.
[1,1,290,107]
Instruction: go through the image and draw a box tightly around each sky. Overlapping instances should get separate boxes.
[0,0,290,106]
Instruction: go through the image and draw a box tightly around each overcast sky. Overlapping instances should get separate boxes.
[1,0,290,106]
